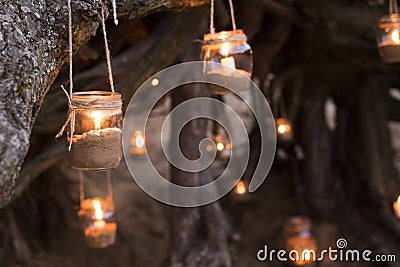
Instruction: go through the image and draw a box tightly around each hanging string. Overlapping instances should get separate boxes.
[68,0,73,96]
[210,0,215,35]
[56,0,75,151]
[390,0,399,14]
[101,5,115,93]
[227,0,236,30]
[106,171,114,205]
[110,0,118,25]
[209,0,237,35]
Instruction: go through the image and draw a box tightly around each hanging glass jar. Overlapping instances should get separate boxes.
[67,91,123,171]
[130,130,146,155]
[234,180,247,195]
[77,171,117,248]
[212,122,232,160]
[201,30,253,95]
[276,117,294,143]
[378,0,400,63]
[284,216,317,266]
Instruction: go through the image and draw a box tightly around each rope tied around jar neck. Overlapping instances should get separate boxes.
[209,0,237,36]
[56,1,117,150]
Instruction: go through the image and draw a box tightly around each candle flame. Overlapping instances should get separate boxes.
[302,250,312,261]
[135,131,145,148]
[92,199,104,220]
[235,181,247,195]
[397,195,400,204]
[92,111,103,130]
[392,30,400,44]
[221,42,230,56]
[277,124,290,134]
[216,142,225,151]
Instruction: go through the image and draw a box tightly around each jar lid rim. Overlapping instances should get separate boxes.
[203,29,247,43]
[379,13,400,27]
[71,91,122,108]
[72,91,121,97]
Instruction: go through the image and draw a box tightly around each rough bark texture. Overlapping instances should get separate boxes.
[0,0,207,207]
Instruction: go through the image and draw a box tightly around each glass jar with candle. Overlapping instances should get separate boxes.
[284,216,317,266]
[211,123,231,160]
[78,197,117,248]
[67,91,123,171]
[130,130,146,155]
[201,30,253,95]
[378,13,400,63]
[276,118,293,143]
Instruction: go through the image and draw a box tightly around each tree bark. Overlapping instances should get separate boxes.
[0,0,207,207]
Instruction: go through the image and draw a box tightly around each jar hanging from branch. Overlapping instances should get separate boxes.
[130,130,146,155]
[68,91,123,170]
[272,77,294,144]
[201,0,253,95]
[378,0,400,63]
[57,3,123,171]
[77,171,117,248]
[284,216,317,266]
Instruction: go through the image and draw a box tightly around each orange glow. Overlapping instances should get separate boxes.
[216,142,225,151]
[220,42,230,56]
[392,30,400,44]
[91,111,103,130]
[134,131,145,148]
[276,119,292,135]
[92,199,104,220]
[235,181,246,195]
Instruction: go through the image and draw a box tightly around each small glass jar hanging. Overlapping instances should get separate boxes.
[77,171,117,248]
[212,122,232,160]
[378,0,400,63]
[284,216,317,266]
[201,30,253,95]
[234,180,247,195]
[276,117,294,143]
[68,91,123,171]
[130,130,146,155]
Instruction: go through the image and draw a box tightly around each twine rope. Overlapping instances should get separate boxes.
[56,0,75,151]
[390,0,399,14]
[101,5,115,93]
[57,2,117,147]
[209,0,237,35]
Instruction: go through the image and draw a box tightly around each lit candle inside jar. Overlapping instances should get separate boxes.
[69,110,122,170]
[302,250,312,262]
[393,196,400,219]
[130,131,146,154]
[92,111,103,130]
[235,181,247,195]
[81,198,117,248]
[276,118,293,142]
[392,29,400,44]
[93,199,106,228]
